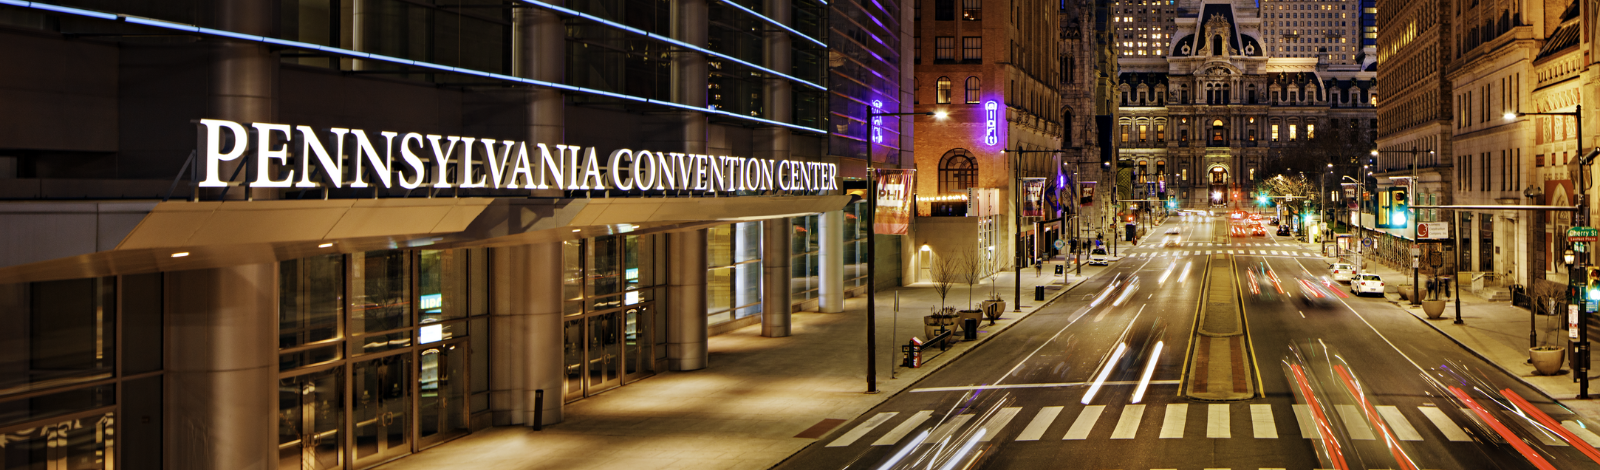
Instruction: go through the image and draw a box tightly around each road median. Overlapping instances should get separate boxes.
[1181,254,1259,400]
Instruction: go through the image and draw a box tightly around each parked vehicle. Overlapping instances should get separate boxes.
[1329,263,1354,282]
[1351,273,1385,296]
[1089,248,1110,266]
[1276,225,1290,236]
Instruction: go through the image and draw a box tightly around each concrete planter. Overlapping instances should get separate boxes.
[1531,346,1565,375]
[980,300,1006,325]
[923,315,957,345]
[1422,300,1446,319]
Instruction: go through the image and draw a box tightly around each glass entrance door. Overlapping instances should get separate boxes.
[417,341,467,449]
[586,311,622,394]
[623,305,652,382]
[277,366,343,470]
[353,354,411,467]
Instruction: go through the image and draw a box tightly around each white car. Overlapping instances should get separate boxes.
[1330,263,1354,282]
[1088,248,1110,266]
[1351,274,1385,296]
[1162,228,1181,247]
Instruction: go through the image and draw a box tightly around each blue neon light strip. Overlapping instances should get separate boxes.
[514,0,825,92]
[713,0,827,48]
[0,0,824,134]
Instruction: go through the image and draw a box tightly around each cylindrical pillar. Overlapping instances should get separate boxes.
[763,218,794,336]
[164,264,277,470]
[209,0,277,200]
[490,244,565,427]
[517,4,565,147]
[819,210,845,312]
[668,230,709,370]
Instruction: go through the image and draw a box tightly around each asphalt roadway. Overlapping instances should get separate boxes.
[777,214,1600,470]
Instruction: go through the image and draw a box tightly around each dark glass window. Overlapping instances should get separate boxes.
[938,149,978,195]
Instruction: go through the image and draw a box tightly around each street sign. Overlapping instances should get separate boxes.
[1570,226,1599,242]
[1572,306,1582,340]
[1362,237,1375,247]
[1054,239,1065,250]
[1418,222,1449,240]
[1410,247,1421,256]
[1412,257,1419,268]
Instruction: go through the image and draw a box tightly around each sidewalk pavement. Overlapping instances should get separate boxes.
[378,259,1110,470]
[1275,234,1600,425]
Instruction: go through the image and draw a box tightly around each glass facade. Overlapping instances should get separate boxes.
[561,235,667,402]
[708,222,764,326]
[828,0,904,162]
[277,248,489,470]
[792,202,870,301]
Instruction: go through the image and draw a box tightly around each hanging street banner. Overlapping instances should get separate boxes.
[874,169,914,235]
[1079,181,1097,206]
[1021,178,1047,217]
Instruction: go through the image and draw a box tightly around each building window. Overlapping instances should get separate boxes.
[1211,119,1225,144]
[964,76,981,103]
[1288,124,1297,141]
[1271,124,1279,141]
[962,37,982,62]
[936,0,954,20]
[1306,124,1315,139]
[962,0,981,20]
[936,76,952,104]
[1121,124,1130,143]
[1139,124,1149,141]
[938,149,978,195]
[936,37,955,61]
[1157,124,1166,141]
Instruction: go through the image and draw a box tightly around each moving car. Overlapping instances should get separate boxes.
[1088,248,1110,265]
[1162,228,1181,247]
[1297,276,1345,306]
[1351,273,1385,296]
[1276,225,1290,236]
[1230,225,1249,237]
[1251,225,1267,236]
[1329,263,1354,282]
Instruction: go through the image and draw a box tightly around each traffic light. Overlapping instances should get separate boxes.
[1391,188,1409,226]
[1588,268,1600,301]
[1257,194,1269,206]
[1166,198,1178,209]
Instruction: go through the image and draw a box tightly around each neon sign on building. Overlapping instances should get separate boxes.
[983,101,998,146]
[871,99,884,144]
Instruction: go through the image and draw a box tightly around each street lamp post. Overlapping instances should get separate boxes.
[1003,147,1078,311]
[863,110,944,394]
[1508,106,1589,398]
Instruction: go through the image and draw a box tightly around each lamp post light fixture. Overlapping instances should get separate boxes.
[861,109,944,395]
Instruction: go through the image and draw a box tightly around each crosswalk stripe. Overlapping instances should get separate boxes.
[1562,420,1600,447]
[1063,405,1105,440]
[1160,404,1188,438]
[1251,404,1277,438]
[872,410,933,446]
[1417,406,1471,442]
[1291,405,1318,438]
[1015,406,1062,441]
[978,407,1021,442]
[828,412,897,447]
[1375,406,1422,441]
[928,414,974,443]
[1111,404,1146,439]
[1335,404,1375,440]
[1208,404,1231,438]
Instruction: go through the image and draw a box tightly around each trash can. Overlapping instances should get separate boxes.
[963,318,978,341]
[1035,285,1046,301]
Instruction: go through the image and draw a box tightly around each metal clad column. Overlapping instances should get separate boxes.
[164,264,277,470]
[755,0,793,173]
[674,0,710,155]
[763,219,794,336]
[490,244,565,427]
[819,210,845,312]
[517,1,565,148]
[209,0,276,200]
[668,230,709,370]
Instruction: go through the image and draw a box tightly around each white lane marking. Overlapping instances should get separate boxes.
[1015,406,1062,441]
[828,412,898,447]
[1063,405,1106,440]
[1376,406,1423,441]
[1208,404,1232,438]
[978,407,1021,442]
[1291,404,1318,438]
[1562,420,1600,447]
[1252,404,1278,439]
[1111,404,1146,439]
[1164,402,1190,438]
[927,414,974,442]
[1335,404,1375,440]
[1417,405,1471,442]
[872,410,934,446]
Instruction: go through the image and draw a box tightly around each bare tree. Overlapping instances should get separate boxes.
[931,254,957,311]
[957,248,985,310]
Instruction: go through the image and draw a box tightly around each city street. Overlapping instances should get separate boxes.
[779,215,1600,470]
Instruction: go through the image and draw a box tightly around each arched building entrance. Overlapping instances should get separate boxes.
[1207,166,1230,206]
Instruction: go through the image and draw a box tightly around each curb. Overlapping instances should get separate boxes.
[1387,296,1582,406]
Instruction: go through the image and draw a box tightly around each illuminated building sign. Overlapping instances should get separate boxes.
[871,99,884,144]
[983,101,999,146]
[196,119,840,193]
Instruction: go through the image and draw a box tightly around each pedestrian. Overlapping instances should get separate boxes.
[1425,277,1436,299]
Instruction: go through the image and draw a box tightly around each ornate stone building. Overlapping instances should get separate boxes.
[1116,0,1379,210]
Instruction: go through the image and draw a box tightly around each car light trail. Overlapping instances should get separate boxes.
[1131,341,1164,403]
[1178,261,1192,283]
[875,430,929,470]
[1158,262,1176,284]
[936,428,986,470]
[1081,343,1127,404]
